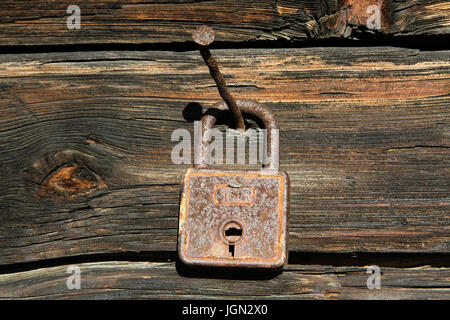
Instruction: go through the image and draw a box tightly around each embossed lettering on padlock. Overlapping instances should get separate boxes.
[178,99,290,269]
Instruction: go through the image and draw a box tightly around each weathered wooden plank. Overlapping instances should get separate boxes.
[0,47,449,265]
[0,261,448,299]
[0,0,448,46]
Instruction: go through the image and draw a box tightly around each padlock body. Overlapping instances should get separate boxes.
[178,168,289,269]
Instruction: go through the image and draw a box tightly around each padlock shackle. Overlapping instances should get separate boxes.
[194,99,279,170]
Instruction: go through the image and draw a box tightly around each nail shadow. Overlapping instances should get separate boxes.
[182,102,203,122]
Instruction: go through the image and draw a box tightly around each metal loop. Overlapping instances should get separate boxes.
[194,99,279,170]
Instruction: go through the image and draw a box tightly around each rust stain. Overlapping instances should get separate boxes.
[320,0,390,36]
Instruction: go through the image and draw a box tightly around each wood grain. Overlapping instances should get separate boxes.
[0,0,448,46]
[0,261,449,299]
[0,47,448,265]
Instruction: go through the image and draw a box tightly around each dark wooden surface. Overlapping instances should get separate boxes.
[0,0,449,46]
[0,0,449,300]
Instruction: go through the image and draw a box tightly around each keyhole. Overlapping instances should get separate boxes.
[229,244,235,257]
[221,221,244,258]
[223,223,243,243]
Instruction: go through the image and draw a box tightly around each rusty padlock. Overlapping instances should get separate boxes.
[178,99,290,269]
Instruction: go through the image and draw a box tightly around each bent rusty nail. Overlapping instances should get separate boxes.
[192,25,246,132]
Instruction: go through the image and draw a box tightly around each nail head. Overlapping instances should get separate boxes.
[192,25,216,46]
